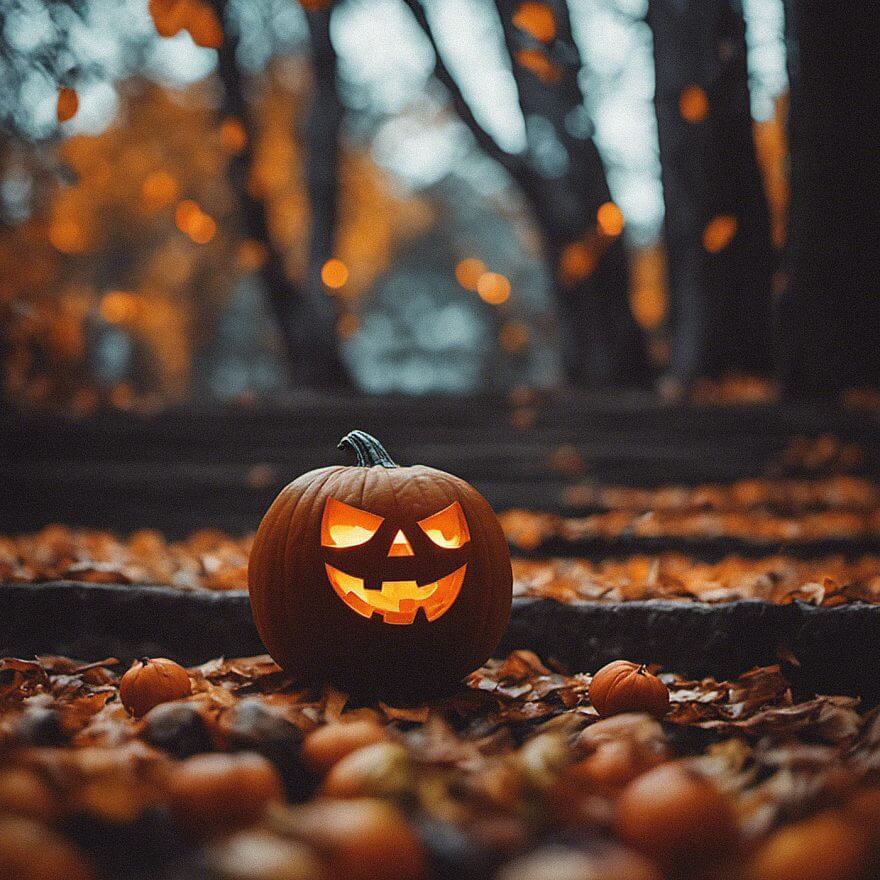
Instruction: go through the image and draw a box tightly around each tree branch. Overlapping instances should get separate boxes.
[399,0,523,177]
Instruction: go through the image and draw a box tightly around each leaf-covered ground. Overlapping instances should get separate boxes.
[4,523,880,605]
[2,649,879,879]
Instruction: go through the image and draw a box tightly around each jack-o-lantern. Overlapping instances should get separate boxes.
[248,431,512,699]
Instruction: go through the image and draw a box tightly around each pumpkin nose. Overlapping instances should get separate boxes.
[388,529,415,557]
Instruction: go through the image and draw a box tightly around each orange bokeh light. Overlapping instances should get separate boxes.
[189,213,217,244]
[679,85,709,123]
[477,272,512,305]
[141,170,178,209]
[220,117,247,153]
[236,239,267,271]
[597,202,624,237]
[100,291,139,324]
[321,258,349,289]
[48,219,87,254]
[559,241,596,284]
[455,257,486,291]
[175,199,216,243]
[512,2,556,43]
[702,214,738,253]
[499,322,530,353]
[175,199,200,230]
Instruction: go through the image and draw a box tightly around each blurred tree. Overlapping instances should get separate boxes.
[778,0,880,395]
[400,0,650,388]
[211,0,350,386]
[647,0,774,390]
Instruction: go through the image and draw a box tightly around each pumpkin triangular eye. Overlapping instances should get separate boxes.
[321,497,384,548]
[417,501,470,548]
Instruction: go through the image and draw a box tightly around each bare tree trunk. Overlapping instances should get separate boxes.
[648,0,774,386]
[403,0,649,388]
[778,0,880,396]
[301,9,350,387]
[212,0,349,387]
[497,0,649,387]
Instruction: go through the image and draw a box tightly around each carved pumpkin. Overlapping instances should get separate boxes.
[248,431,512,699]
[589,661,670,719]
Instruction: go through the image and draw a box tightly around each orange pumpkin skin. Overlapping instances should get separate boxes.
[119,657,191,717]
[589,661,670,719]
[248,431,512,700]
[615,763,738,866]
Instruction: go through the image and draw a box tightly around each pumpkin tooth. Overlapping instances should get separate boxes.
[325,564,467,624]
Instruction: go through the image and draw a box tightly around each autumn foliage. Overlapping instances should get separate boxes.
[148,0,223,48]
[0,649,878,878]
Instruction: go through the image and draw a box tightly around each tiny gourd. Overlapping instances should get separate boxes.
[247,430,513,700]
[119,657,192,717]
[589,660,670,719]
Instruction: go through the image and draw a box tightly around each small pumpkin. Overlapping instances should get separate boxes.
[589,661,669,719]
[302,718,389,775]
[277,797,426,880]
[615,762,737,866]
[119,657,191,717]
[167,752,284,837]
[248,431,512,699]
[748,812,868,880]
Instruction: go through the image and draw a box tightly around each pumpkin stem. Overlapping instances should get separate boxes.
[338,430,397,468]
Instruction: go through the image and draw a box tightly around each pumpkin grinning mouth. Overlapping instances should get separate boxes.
[325,563,467,625]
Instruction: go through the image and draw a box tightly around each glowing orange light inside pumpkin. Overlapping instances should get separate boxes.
[388,529,415,557]
[418,502,471,548]
[321,259,349,289]
[597,202,624,237]
[320,498,471,624]
[321,497,384,548]
[477,272,511,305]
[325,563,466,624]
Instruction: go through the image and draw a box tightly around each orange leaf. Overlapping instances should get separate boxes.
[148,0,190,37]
[56,87,79,123]
[514,49,561,84]
[512,2,556,43]
[186,2,223,49]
